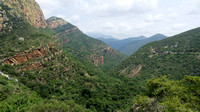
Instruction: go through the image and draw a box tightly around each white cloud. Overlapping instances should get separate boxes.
[67,15,80,23]
[35,0,200,39]
[119,22,132,31]
[172,24,186,30]
[103,22,115,29]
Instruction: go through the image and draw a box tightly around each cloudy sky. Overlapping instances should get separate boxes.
[36,0,200,39]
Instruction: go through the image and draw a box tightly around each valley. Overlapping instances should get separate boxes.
[0,0,199,112]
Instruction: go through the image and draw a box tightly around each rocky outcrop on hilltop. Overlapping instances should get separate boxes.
[46,17,68,29]
[0,0,47,29]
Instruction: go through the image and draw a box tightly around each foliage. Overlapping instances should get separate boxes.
[134,75,200,112]
[116,27,200,84]
[52,22,127,72]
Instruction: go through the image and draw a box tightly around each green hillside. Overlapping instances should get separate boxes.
[0,1,135,112]
[47,17,126,72]
[1,0,200,112]
[116,27,200,82]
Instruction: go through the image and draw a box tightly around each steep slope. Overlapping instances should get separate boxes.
[0,1,137,111]
[1,0,47,29]
[119,34,167,55]
[97,36,146,50]
[116,27,200,80]
[47,17,126,71]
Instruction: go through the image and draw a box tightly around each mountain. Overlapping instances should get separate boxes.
[114,28,200,111]
[95,34,167,56]
[97,36,146,50]
[46,17,126,71]
[1,0,200,111]
[119,34,167,55]
[0,1,134,111]
[116,27,200,80]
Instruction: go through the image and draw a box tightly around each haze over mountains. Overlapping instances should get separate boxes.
[90,33,167,55]
[0,0,200,112]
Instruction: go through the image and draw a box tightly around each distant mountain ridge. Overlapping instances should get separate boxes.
[97,36,146,51]
[94,34,167,55]
[119,34,167,55]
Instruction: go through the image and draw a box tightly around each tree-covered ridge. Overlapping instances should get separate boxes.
[116,27,200,80]
[0,2,137,111]
[133,75,200,112]
[1,0,200,111]
[48,17,127,72]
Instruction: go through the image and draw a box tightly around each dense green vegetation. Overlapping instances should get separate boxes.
[0,3,138,112]
[133,75,200,112]
[0,4,55,59]
[0,75,91,112]
[51,20,126,72]
[116,27,200,80]
[1,1,200,112]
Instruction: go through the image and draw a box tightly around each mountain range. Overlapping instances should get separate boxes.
[0,0,199,112]
[94,34,167,55]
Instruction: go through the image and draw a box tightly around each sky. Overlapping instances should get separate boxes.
[36,0,200,39]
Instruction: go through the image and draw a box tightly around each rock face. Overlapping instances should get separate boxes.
[91,54,104,66]
[120,65,142,77]
[103,47,116,54]
[46,17,68,28]
[4,48,48,65]
[1,0,47,29]
[19,62,42,70]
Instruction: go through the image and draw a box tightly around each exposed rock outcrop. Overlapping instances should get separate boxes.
[91,54,104,66]
[129,65,142,77]
[46,17,68,28]
[19,62,42,70]
[62,27,78,35]
[4,48,48,65]
[103,47,115,54]
[120,65,142,77]
[1,0,47,29]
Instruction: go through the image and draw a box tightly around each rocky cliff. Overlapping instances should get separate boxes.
[3,43,61,71]
[4,47,49,65]
[1,0,47,29]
